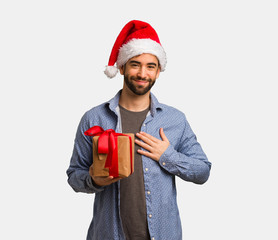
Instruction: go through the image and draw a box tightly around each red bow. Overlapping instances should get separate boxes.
[84,126,133,177]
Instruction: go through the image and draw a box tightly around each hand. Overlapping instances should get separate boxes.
[135,128,170,161]
[92,175,122,187]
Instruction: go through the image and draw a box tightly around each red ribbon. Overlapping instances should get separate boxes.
[84,126,133,177]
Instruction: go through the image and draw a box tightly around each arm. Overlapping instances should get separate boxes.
[66,112,104,193]
[136,116,211,184]
[159,134,211,184]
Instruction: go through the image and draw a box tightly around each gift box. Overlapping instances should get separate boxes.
[84,126,134,178]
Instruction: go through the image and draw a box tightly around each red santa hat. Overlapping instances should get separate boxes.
[104,20,167,78]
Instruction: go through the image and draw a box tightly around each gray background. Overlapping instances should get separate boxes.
[1,0,277,239]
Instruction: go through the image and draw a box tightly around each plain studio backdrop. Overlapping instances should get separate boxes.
[1,1,277,239]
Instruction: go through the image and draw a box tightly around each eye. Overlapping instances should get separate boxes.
[147,65,156,70]
[131,63,139,68]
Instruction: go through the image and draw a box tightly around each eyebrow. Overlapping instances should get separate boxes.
[129,60,157,67]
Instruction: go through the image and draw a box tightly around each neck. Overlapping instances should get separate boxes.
[119,87,150,112]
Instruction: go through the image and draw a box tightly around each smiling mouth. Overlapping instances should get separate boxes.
[134,79,150,83]
[134,80,149,86]
[136,80,147,82]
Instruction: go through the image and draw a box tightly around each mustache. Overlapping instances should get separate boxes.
[130,76,151,82]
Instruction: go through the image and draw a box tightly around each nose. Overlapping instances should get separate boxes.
[137,66,147,79]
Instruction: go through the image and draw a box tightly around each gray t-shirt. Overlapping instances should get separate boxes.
[119,105,150,240]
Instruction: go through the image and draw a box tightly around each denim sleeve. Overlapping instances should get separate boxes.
[159,115,211,184]
[66,112,104,193]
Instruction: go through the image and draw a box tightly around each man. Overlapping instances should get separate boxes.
[67,20,211,240]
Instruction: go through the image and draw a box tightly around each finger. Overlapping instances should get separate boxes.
[140,132,160,143]
[159,128,169,142]
[94,176,112,183]
[92,176,122,186]
[110,177,122,183]
[136,133,153,145]
[137,149,156,159]
[136,132,157,145]
[105,176,122,183]
[135,138,153,151]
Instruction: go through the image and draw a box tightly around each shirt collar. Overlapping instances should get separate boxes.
[106,90,163,117]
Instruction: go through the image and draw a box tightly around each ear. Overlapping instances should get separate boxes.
[119,65,125,75]
[155,66,161,79]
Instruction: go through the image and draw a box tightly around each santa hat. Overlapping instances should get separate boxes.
[104,20,167,78]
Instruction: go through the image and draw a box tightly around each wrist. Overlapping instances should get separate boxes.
[91,177,103,188]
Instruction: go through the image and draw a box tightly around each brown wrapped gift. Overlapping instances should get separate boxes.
[89,133,134,178]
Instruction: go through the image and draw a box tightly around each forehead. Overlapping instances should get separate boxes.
[127,53,159,64]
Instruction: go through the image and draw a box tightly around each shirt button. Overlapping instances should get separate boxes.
[162,162,166,166]
[147,191,151,195]
[143,123,146,127]
[152,238,155,240]
[145,168,148,171]
[149,214,152,218]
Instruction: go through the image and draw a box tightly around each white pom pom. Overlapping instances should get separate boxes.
[104,65,118,78]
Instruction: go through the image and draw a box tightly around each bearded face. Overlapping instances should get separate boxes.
[123,73,156,96]
[120,54,160,96]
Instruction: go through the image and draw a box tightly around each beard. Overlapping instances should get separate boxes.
[124,74,156,96]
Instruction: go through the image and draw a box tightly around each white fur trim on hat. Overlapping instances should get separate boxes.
[116,39,167,71]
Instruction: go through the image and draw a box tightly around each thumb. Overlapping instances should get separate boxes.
[160,128,168,142]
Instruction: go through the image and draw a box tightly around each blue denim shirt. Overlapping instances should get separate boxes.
[67,91,211,240]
